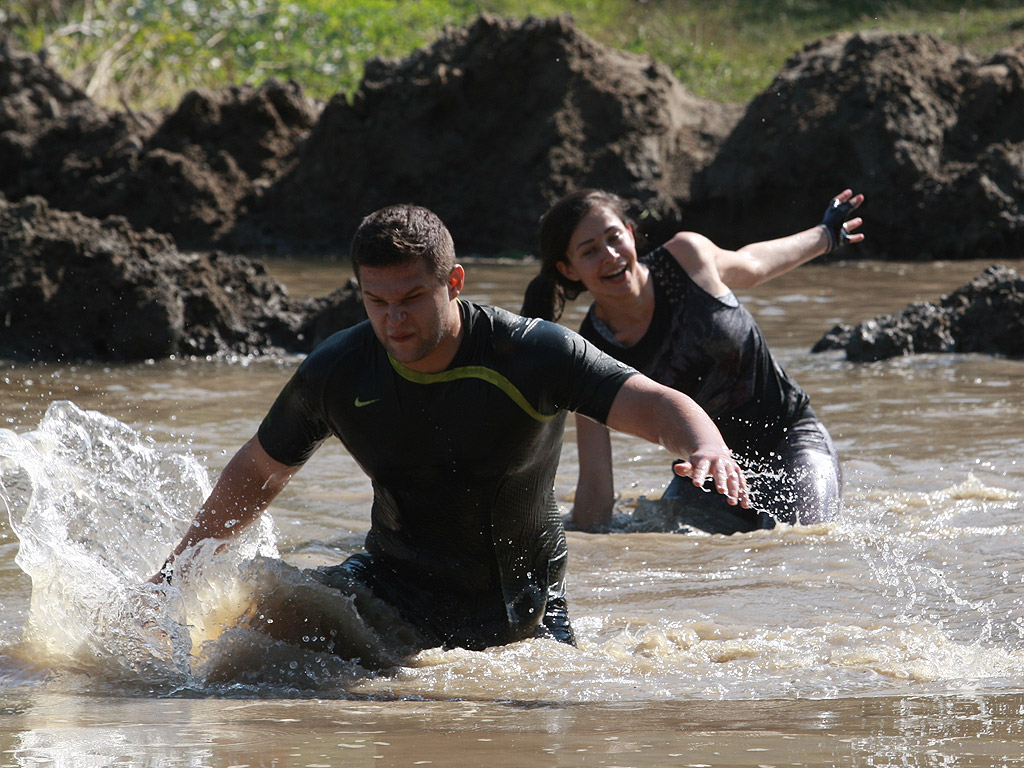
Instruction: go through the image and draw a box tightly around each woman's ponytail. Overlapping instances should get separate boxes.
[520,270,565,321]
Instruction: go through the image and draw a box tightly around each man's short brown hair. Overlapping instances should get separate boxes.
[350,204,456,283]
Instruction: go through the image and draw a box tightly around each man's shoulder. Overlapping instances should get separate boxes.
[467,301,578,348]
[465,300,515,326]
[300,320,376,374]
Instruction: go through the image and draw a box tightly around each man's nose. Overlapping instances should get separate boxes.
[386,307,407,326]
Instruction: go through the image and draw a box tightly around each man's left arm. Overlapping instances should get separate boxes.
[603,374,750,508]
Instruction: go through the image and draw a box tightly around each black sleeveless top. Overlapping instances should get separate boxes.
[258,300,635,635]
[578,246,810,457]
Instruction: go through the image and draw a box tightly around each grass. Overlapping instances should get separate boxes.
[3,0,1023,110]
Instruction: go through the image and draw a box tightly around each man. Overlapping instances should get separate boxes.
[153,204,748,659]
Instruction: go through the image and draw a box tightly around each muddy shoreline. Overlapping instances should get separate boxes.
[2,15,1023,360]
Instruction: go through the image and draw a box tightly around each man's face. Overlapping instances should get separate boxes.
[359,259,465,373]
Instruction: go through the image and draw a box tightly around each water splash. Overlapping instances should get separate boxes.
[832,474,1024,639]
[0,401,282,690]
[3,402,1022,702]
[0,402,432,696]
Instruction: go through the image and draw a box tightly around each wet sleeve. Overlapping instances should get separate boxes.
[257,363,332,467]
[532,320,638,424]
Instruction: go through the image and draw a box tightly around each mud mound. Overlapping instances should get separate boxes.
[0,41,319,251]
[811,265,1024,362]
[5,20,1024,264]
[0,39,91,132]
[0,42,145,213]
[696,31,1024,259]
[241,14,741,256]
[0,195,363,362]
[89,81,320,249]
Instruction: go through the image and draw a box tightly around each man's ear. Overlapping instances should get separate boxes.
[555,259,579,283]
[448,264,466,297]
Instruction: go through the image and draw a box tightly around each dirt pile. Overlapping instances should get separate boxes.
[812,265,1024,362]
[3,16,740,258]
[5,20,1024,261]
[100,81,321,249]
[4,17,1024,361]
[697,31,1024,258]
[0,41,320,251]
[242,14,740,256]
[0,195,362,362]
[0,40,143,218]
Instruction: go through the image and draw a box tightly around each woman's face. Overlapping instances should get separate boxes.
[557,206,643,300]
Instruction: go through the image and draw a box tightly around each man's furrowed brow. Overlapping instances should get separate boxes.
[362,284,427,302]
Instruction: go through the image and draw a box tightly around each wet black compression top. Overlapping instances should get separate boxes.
[258,300,635,642]
[578,246,810,459]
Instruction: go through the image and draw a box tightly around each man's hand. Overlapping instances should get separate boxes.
[672,450,750,508]
[147,557,175,585]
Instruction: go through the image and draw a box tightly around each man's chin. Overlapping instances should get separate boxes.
[385,343,425,366]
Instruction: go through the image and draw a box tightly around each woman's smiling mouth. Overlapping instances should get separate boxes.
[602,265,628,281]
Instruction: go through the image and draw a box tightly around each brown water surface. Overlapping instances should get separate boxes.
[1,258,1022,767]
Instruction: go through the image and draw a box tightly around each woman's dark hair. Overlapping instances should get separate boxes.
[520,189,634,321]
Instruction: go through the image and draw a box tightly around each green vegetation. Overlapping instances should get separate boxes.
[4,0,1023,109]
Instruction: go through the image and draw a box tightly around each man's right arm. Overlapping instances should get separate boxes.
[149,435,302,583]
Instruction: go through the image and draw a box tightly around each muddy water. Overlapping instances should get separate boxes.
[1,258,1023,767]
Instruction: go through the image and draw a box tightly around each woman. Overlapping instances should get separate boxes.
[521,189,864,532]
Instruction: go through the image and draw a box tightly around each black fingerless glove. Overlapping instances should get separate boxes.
[820,197,858,253]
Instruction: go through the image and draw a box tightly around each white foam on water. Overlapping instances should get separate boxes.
[3,402,1023,703]
[0,402,287,691]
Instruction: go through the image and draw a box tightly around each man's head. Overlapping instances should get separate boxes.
[350,204,456,283]
[351,205,465,373]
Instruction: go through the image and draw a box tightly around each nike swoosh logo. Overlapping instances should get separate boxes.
[354,396,381,408]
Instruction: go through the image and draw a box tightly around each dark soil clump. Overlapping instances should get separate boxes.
[812,265,1024,361]
[0,195,362,362]
[696,31,1024,260]
[236,14,741,256]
